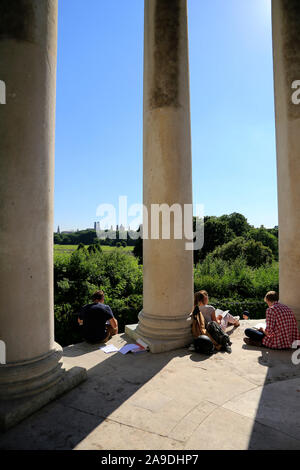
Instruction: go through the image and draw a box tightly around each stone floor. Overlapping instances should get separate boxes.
[1,320,300,450]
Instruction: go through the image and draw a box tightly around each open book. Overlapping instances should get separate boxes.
[119,339,149,354]
[215,309,229,318]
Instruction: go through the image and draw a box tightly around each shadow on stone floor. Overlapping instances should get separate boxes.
[243,345,300,449]
[1,327,300,450]
[0,343,193,450]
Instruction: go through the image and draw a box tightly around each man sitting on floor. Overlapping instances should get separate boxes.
[244,291,300,349]
[78,290,118,343]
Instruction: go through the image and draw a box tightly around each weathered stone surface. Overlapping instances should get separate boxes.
[0,365,87,432]
[1,322,300,450]
[138,0,194,353]
[272,0,300,325]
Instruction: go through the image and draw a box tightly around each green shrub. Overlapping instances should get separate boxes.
[247,227,278,260]
[194,257,278,299]
[54,248,143,346]
[210,238,273,268]
[54,241,279,346]
[209,298,267,319]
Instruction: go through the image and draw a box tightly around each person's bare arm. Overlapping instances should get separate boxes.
[211,311,218,322]
[211,309,221,324]
[78,318,83,326]
[109,317,118,334]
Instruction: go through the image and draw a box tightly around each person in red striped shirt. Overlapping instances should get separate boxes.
[244,291,300,349]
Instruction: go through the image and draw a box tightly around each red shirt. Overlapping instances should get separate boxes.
[262,302,300,349]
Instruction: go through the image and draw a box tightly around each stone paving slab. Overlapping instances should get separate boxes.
[0,320,300,450]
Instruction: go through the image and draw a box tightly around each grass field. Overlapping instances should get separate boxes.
[54,244,134,256]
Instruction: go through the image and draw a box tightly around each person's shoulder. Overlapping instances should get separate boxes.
[277,302,294,314]
[103,303,114,315]
[273,302,288,312]
[81,303,91,310]
[206,305,215,311]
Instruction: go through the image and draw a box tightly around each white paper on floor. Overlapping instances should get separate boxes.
[100,344,119,353]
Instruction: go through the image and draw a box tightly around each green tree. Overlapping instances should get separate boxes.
[211,237,273,268]
[219,212,251,237]
[133,226,143,264]
[196,217,235,261]
[247,227,278,260]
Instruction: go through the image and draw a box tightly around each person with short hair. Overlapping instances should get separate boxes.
[244,291,300,349]
[78,290,118,343]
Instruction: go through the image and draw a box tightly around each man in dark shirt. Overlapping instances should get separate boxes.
[78,290,118,343]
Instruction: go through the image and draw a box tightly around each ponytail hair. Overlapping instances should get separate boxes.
[194,291,207,307]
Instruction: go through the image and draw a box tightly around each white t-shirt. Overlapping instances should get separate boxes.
[198,305,215,325]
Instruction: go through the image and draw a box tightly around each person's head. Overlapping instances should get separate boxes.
[92,290,105,303]
[194,290,209,307]
[200,290,209,305]
[264,291,279,307]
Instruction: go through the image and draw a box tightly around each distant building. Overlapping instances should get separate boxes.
[57,225,60,234]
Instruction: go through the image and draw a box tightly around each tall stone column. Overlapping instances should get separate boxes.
[126,0,194,352]
[272,1,300,325]
[0,0,86,430]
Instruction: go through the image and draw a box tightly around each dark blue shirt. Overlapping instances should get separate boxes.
[78,302,114,342]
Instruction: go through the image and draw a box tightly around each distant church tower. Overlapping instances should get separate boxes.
[57,225,60,234]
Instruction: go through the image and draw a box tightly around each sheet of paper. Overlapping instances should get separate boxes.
[119,344,141,355]
[254,322,266,330]
[215,309,229,318]
[100,344,119,353]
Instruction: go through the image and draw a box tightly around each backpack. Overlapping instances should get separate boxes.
[191,307,222,351]
[207,321,232,350]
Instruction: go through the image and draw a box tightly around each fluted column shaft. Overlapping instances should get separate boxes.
[136,0,194,352]
[272,0,300,324]
[0,0,62,398]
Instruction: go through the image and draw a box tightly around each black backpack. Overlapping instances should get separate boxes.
[207,321,232,350]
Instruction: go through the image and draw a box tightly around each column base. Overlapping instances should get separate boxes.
[0,364,87,432]
[125,323,192,354]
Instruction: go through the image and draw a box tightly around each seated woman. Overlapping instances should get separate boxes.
[191,292,224,354]
[244,291,300,349]
[196,290,240,331]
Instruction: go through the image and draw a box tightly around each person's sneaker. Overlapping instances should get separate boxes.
[224,345,232,353]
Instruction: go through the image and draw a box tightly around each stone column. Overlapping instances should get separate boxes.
[0,0,86,430]
[126,0,194,352]
[272,1,300,325]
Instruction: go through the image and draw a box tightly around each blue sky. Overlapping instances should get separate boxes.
[54,0,277,231]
